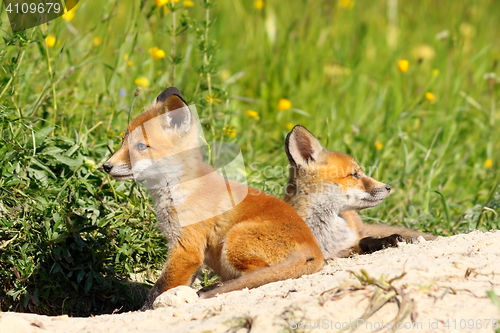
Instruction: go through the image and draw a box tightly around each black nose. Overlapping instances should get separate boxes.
[385,184,391,192]
[102,163,113,173]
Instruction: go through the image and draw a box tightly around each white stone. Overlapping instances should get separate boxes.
[152,286,199,309]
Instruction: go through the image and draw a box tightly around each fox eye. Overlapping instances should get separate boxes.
[135,143,148,151]
[351,173,360,179]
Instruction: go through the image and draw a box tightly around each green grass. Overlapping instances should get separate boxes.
[0,0,499,315]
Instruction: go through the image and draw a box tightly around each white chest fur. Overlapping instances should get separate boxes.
[305,192,357,259]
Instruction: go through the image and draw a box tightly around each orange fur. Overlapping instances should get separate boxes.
[284,125,435,259]
[103,89,323,309]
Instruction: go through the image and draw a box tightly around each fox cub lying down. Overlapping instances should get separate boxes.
[103,87,324,309]
[284,125,436,259]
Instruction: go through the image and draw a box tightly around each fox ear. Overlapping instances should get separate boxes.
[159,90,192,132]
[285,125,323,167]
[155,86,183,103]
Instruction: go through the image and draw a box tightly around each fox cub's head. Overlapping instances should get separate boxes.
[103,87,198,182]
[285,125,391,212]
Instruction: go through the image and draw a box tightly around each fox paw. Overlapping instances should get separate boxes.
[140,287,163,311]
[359,234,405,254]
[384,233,406,247]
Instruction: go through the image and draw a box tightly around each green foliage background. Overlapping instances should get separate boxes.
[0,0,499,316]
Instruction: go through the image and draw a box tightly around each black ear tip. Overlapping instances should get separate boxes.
[286,125,300,137]
[156,87,183,103]
[292,124,308,132]
[294,125,315,137]
[286,125,304,143]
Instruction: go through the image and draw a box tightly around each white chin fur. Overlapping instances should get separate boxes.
[131,158,185,186]
[315,184,388,211]
[108,164,134,181]
[346,187,388,209]
[131,159,154,179]
[111,174,134,181]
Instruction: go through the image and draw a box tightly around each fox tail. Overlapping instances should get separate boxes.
[198,247,323,298]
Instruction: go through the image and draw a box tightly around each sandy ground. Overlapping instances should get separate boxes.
[2,230,500,333]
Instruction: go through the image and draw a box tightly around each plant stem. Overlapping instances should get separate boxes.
[202,1,215,138]
[44,42,58,124]
[0,31,35,107]
[170,0,177,85]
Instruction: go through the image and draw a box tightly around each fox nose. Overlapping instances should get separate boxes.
[385,184,391,193]
[102,163,113,173]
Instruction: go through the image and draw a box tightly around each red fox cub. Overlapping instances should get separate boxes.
[284,125,435,259]
[103,88,323,309]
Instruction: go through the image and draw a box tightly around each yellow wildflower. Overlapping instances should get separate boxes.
[123,54,129,60]
[286,123,294,131]
[339,0,354,9]
[183,0,194,7]
[425,92,436,104]
[127,61,133,66]
[374,141,384,150]
[155,0,169,6]
[134,77,149,87]
[157,70,163,76]
[246,110,259,120]
[62,2,78,21]
[93,37,102,47]
[45,35,56,48]
[62,9,76,22]
[484,159,493,169]
[397,59,410,73]
[205,94,222,105]
[253,0,264,9]
[149,47,166,60]
[84,159,96,170]
[278,98,292,111]
[432,69,439,76]
[223,125,237,138]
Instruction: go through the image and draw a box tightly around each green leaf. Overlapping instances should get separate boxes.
[22,290,30,308]
[30,157,57,179]
[84,274,93,293]
[40,146,64,155]
[66,143,80,157]
[77,269,85,283]
[487,290,500,312]
[28,168,49,186]
[52,153,84,167]
[33,126,55,146]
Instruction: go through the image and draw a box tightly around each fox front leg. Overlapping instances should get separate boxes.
[140,242,204,311]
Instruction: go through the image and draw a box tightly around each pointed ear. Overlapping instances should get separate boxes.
[285,125,323,167]
[159,92,192,132]
[155,86,183,103]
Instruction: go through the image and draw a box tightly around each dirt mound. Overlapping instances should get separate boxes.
[2,230,499,333]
